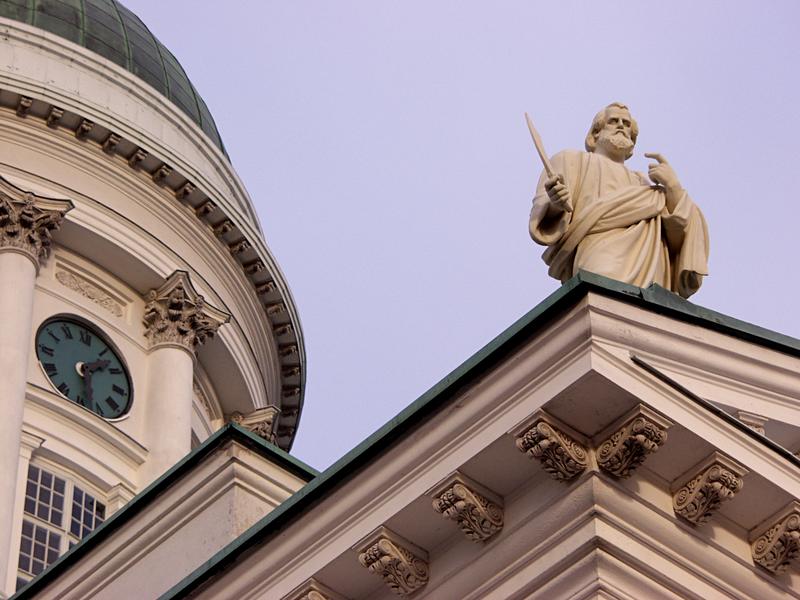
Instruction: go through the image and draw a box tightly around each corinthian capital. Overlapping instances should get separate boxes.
[0,177,73,269]
[143,271,230,353]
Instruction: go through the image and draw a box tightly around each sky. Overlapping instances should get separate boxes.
[124,1,800,469]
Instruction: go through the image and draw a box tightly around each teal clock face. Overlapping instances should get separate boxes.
[35,318,132,419]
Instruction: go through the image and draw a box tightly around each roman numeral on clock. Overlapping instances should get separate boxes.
[43,363,58,376]
[79,330,92,346]
[57,382,70,396]
[60,324,73,339]
[39,345,54,357]
[112,384,126,396]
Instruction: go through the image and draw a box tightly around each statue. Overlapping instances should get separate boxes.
[528,103,709,299]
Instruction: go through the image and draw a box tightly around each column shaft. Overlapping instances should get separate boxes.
[0,252,37,593]
[143,346,195,485]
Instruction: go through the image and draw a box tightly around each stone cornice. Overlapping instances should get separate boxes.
[0,87,305,449]
[0,175,72,270]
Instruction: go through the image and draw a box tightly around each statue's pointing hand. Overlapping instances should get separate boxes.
[544,175,573,214]
[644,153,681,191]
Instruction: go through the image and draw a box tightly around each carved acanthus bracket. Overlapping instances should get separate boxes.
[515,414,588,481]
[672,453,746,525]
[142,270,230,354]
[595,405,670,478]
[357,528,429,596]
[751,502,800,573]
[432,473,503,542]
[0,177,73,269]
[284,579,347,600]
[227,406,279,443]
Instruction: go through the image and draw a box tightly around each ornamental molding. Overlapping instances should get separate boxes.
[672,453,747,525]
[142,270,230,354]
[1,86,304,452]
[227,406,279,443]
[357,527,429,596]
[0,176,73,270]
[55,269,124,317]
[515,412,589,481]
[284,579,348,600]
[594,405,670,478]
[751,501,800,573]
[431,472,503,542]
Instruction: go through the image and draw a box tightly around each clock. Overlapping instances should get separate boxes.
[35,317,132,419]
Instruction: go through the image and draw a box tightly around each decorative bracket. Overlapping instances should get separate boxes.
[227,406,279,443]
[431,472,503,542]
[737,410,768,436]
[595,405,670,478]
[515,412,588,481]
[672,452,746,525]
[357,527,429,596]
[142,270,230,354]
[751,501,800,573]
[0,176,73,270]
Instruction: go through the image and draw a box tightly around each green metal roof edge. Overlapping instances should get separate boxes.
[160,272,800,599]
[11,423,318,599]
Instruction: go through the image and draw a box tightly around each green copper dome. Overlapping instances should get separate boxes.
[0,0,226,154]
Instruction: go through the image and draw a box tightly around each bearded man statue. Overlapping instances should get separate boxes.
[528,103,709,299]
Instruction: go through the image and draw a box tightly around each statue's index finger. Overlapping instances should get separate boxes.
[644,152,667,164]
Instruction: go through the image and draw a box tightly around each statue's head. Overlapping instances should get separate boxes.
[585,102,638,161]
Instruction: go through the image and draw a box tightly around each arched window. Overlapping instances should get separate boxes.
[16,463,106,591]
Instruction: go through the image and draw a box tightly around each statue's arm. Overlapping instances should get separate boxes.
[529,152,573,246]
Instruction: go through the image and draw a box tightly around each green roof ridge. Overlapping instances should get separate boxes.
[158,272,800,598]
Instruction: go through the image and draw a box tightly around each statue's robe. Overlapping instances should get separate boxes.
[529,150,709,298]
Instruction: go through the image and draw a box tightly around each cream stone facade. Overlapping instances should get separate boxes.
[0,3,307,596]
[2,3,800,600]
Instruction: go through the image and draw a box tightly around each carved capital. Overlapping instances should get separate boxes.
[432,473,503,542]
[751,502,800,573]
[515,415,588,481]
[357,528,429,596]
[0,177,73,269]
[595,405,670,478]
[227,406,278,443]
[143,271,230,353]
[672,453,746,525]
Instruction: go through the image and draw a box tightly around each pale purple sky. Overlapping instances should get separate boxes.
[125,1,800,469]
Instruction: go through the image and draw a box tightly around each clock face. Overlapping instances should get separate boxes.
[35,318,132,419]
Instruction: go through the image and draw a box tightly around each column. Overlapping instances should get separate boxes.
[141,271,229,485]
[0,185,71,595]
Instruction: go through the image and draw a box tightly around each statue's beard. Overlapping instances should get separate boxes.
[597,131,634,157]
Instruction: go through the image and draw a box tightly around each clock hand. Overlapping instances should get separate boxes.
[83,369,96,412]
[84,358,110,373]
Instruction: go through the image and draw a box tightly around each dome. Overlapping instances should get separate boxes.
[0,0,226,154]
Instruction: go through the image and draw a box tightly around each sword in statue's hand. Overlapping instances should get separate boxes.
[525,112,572,213]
